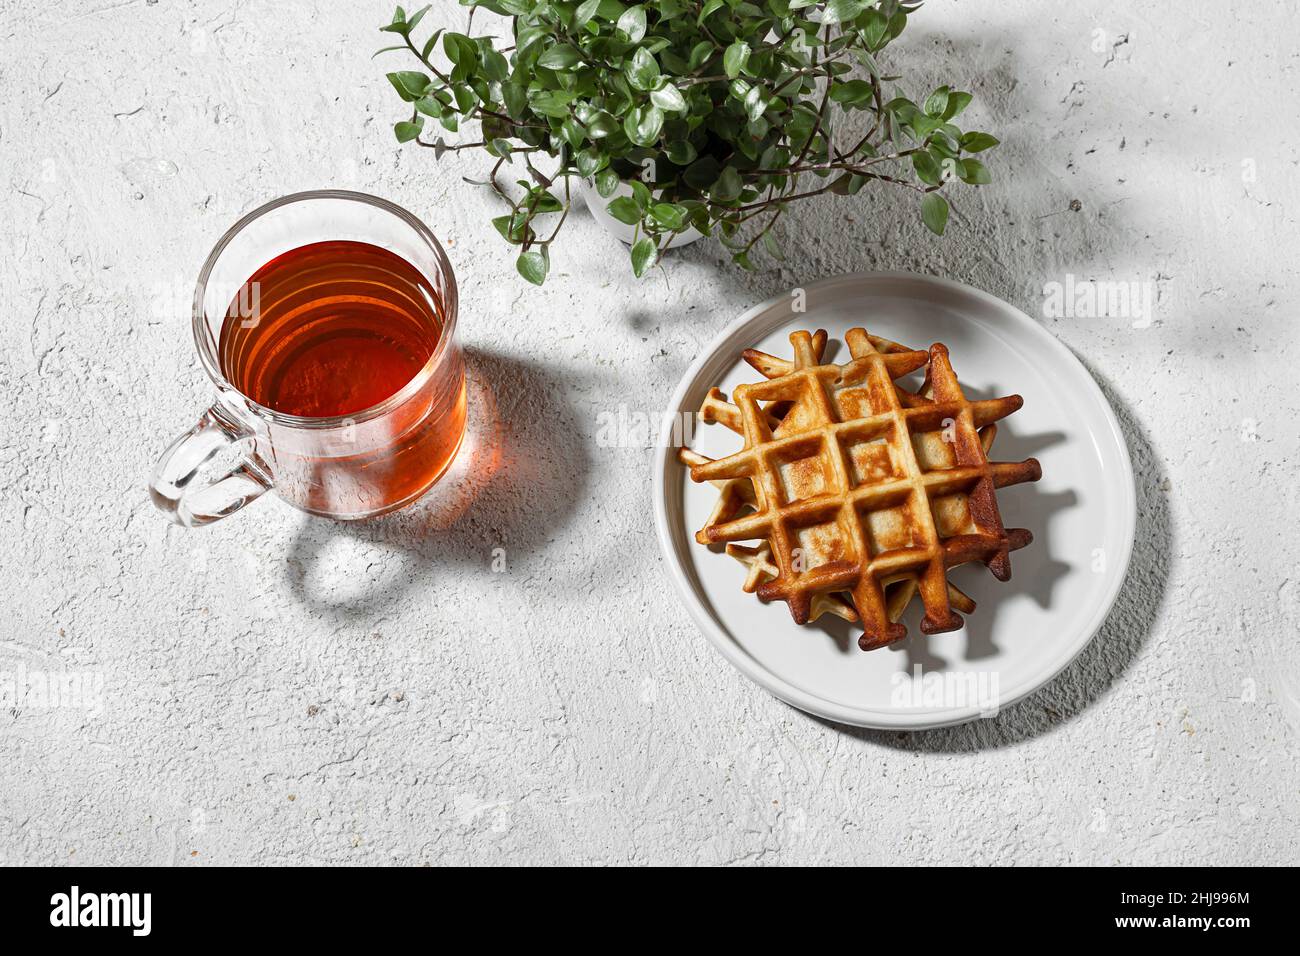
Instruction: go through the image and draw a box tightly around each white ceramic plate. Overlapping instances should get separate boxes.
[653,273,1136,729]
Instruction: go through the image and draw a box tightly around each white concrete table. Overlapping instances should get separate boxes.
[1,1,1296,865]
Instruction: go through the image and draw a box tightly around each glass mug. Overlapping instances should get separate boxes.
[150,190,467,526]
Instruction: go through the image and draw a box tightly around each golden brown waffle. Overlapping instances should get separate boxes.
[678,327,1041,651]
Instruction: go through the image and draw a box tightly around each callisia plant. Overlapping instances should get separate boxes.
[379,0,1000,284]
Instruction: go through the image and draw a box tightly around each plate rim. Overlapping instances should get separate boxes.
[651,270,1137,730]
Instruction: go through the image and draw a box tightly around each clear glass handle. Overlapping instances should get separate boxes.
[149,405,272,527]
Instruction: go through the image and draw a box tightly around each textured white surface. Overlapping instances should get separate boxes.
[1,0,1297,865]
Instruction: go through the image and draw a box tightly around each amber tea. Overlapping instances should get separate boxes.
[215,239,466,516]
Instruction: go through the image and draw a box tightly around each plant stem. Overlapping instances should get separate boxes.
[402,33,451,87]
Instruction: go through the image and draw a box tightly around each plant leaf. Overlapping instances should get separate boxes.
[584,110,620,138]
[528,189,565,214]
[529,89,578,118]
[630,237,656,277]
[666,139,698,165]
[626,48,661,90]
[500,82,527,119]
[575,147,606,178]
[606,196,642,225]
[650,82,687,112]
[480,47,509,81]
[616,6,647,43]
[923,86,949,118]
[958,158,992,184]
[405,4,431,33]
[910,113,942,139]
[386,71,430,102]
[697,0,724,24]
[821,0,866,24]
[942,91,972,120]
[650,202,687,231]
[688,40,714,70]
[828,79,874,106]
[723,41,750,79]
[960,131,1000,152]
[711,166,742,202]
[516,249,549,285]
[594,168,620,198]
[394,118,423,142]
[911,151,942,186]
[623,105,664,146]
[420,28,444,60]
[921,192,949,235]
[442,32,469,64]
[492,212,530,243]
[380,5,411,35]
[537,44,582,70]
[862,8,888,47]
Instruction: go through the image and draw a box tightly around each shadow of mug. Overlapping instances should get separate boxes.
[281,347,594,620]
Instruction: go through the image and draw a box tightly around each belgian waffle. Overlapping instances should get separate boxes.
[678,327,1041,651]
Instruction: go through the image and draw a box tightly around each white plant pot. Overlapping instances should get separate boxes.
[577,178,705,249]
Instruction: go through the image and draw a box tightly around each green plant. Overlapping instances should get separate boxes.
[378,0,999,285]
